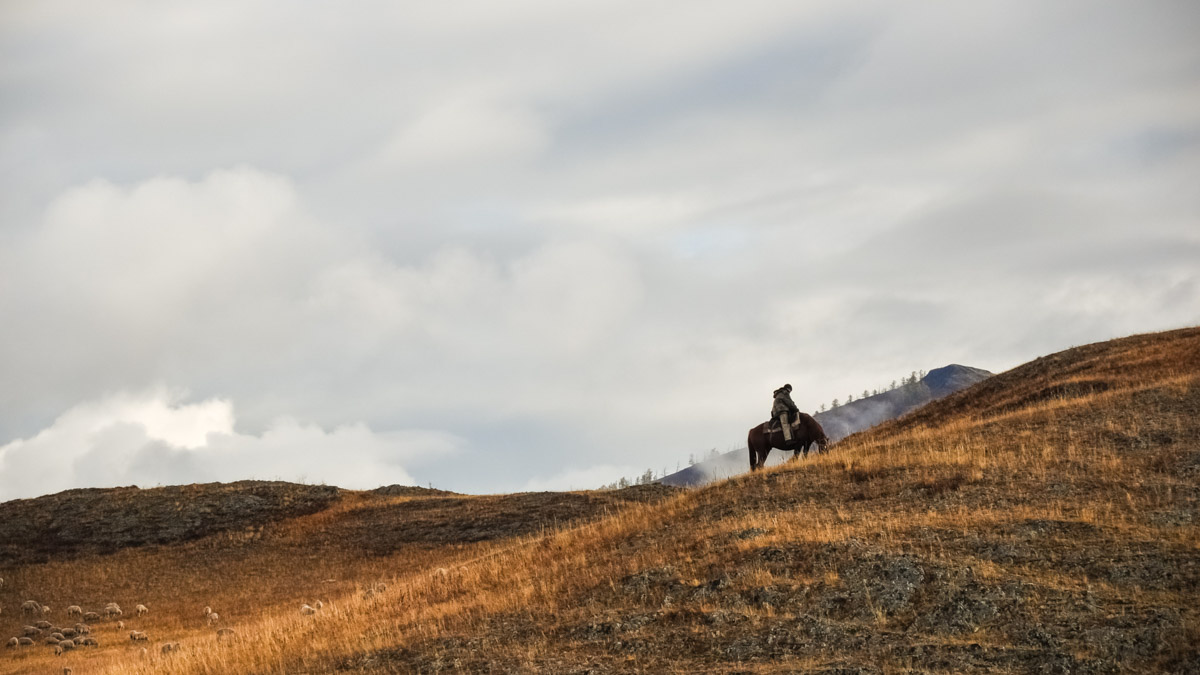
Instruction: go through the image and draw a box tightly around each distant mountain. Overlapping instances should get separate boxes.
[815,364,993,443]
[661,364,993,487]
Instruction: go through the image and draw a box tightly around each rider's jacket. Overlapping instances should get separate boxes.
[772,390,799,418]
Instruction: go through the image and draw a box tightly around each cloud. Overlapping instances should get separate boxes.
[522,464,647,492]
[2,3,1199,496]
[380,91,548,167]
[0,388,456,501]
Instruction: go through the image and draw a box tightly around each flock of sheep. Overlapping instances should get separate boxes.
[3,599,162,655]
[2,569,343,665]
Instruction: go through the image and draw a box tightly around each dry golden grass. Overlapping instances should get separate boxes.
[3,326,1198,673]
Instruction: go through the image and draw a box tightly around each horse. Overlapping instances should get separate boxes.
[747,412,829,471]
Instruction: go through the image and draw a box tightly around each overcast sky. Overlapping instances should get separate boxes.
[2,1,1198,500]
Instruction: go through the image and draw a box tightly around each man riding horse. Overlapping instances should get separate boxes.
[748,384,828,470]
[771,383,800,444]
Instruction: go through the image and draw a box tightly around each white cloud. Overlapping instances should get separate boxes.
[381,91,548,167]
[2,2,1199,496]
[522,464,646,492]
[0,388,456,501]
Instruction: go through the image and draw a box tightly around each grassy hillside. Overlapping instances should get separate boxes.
[0,484,676,674]
[4,327,1199,673]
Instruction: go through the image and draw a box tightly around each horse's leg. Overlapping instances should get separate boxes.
[748,443,757,471]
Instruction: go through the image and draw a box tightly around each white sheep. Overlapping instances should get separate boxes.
[314,600,324,610]
[22,625,41,637]
[21,600,41,616]
[34,620,52,630]
[161,642,181,654]
[41,605,50,614]
[53,644,62,655]
[203,605,212,617]
[0,576,5,588]
[206,611,219,625]
[83,612,101,622]
[5,637,17,648]
[51,632,65,641]
[78,637,98,646]
[64,668,72,675]
[73,623,90,635]
[66,605,83,618]
[57,639,75,652]
[17,637,34,646]
[300,604,316,615]
[129,630,148,642]
[117,620,125,630]
[136,604,149,617]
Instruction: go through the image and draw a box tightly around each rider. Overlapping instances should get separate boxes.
[772,384,800,443]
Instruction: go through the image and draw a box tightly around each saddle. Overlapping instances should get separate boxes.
[768,416,799,435]
[768,414,797,429]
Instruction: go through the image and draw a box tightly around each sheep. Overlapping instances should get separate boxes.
[314,600,324,610]
[66,605,83,618]
[5,637,17,648]
[104,603,122,620]
[21,600,41,616]
[0,576,4,588]
[44,636,59,645]
[41,605,51,614]
[83,612,101,622]
[22,625,42,637]
[74,623,90,635]
[57,639,75,652]
[300,604,316,615]
[117,620,125,630]
[64,668,72,675]
[216,627,237,641]
[206,611,219,625]
[161,642,181,654]
[34,620,52,629]
[128,630,148,642]
[53,644,62,655]
[77,637,98,647]
[203,605,212,617]
[60,628,77,639]
[136,603,149,617]
[51,632,65,641]
[17,637,34,646]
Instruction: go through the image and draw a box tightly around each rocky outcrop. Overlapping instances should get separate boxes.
[0,480,341,564]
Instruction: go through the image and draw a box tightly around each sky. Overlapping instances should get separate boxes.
[1,1,1198,500]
